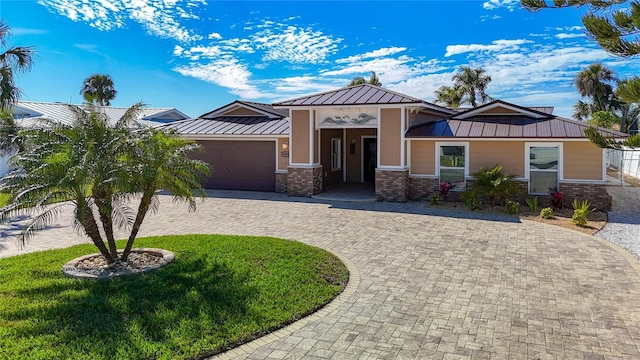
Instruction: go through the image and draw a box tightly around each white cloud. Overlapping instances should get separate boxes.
[335,47,407,64]
[482,0,519,11]
[174,59,267,99]
[37,0,205,42]
[252,25,341,64]
[556,33,584,39]
[445,39,532,57]
[208,32,222,40]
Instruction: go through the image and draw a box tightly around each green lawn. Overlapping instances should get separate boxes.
[0,235,349,360]
[0,192,9,207]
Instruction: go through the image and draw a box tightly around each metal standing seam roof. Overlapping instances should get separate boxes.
[13,101,188,128]
[273,83,428,106]
[200,100,289,118]
[161,116,289,136]
[405,115,628,139]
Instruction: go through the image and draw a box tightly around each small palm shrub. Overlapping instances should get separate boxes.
[571,199,592,227]
[505,199,520,215]
[461,189,481,210]
[540,207,554,219]
[429,193,441,205]
[471,164,518,206]
[524,196,538,212]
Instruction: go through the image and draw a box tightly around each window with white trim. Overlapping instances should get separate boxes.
[438,144,467,189]
[331,138,341,171]
[528,145,559,194]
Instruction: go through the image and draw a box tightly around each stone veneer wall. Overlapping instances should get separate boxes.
[559,182,611,211]
[287,166,322,197]
[275,172,288,193]
[408,177,440,200]
[376,169,409,202]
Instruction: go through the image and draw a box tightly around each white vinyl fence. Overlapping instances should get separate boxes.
[607,147,640,178]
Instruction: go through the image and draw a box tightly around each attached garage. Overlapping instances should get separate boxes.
[162,100,290,193]
[194,140,276,191]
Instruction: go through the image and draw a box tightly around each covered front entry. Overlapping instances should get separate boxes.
[194,140,276,191]
[319,128,377,189]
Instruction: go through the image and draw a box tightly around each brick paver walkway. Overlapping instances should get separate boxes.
[2,191,640,359]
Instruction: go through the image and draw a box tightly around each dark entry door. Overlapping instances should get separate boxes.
[362,138,377,183]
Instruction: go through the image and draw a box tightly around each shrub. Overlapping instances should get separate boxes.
[439,181,455,199]
[505,199,520,215]
[471,164,519,205]
[461,189,482,210]
[524,196,538,212]
[429,193,441,205]
[624,134,640,148]
[571,199,592,227]
[540,207,554,219]
[549,187,564,210]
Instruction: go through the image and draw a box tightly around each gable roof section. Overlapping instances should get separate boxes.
[200,100,288,119]
[273,84,455,115]
[452,100,551,120]
[13,101,188,127]
[162,116,289,136]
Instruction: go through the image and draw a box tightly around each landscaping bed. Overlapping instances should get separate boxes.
[0,234,349,360]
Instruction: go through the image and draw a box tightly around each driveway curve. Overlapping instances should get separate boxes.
[2,191,640,359]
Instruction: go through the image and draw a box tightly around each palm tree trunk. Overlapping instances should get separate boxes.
[121,187,154,261]
[77,199,114,263]
[96,202,119,260]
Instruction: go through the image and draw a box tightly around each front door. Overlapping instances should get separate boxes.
[362,138,377,183]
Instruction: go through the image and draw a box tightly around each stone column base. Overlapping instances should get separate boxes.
[375,168,409,202]
[287,166,322,197]
[275,172,288,193]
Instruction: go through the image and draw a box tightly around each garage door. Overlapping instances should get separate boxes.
[194,140,276,192]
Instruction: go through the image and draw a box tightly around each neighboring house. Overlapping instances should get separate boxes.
[162,100,289,192]
[0,101,190,177]
[166,84,624,210]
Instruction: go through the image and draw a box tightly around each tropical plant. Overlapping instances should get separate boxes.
[571,199,593,226]
[0,20,35,111]
[539,207,554,219]
[522,1,640,58]
[429,193,441,206]
[524,196,539,212]
[549,187,564,210]
[0,103,209,264]
[439,181,455,199]
[471,164,518,206]
[80,74,117,106]
[624,134,640,147]
[434,85,463,108]
[588,110,620,128]
[452,66,493,107]
[505,199,520,215]
[461,189,482,210]
[574,63,618,114]
[0,109,23,156]
[347,71,382,87]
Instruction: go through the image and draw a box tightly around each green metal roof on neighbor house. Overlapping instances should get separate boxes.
[406,100,627,139]
[273,83,456,114]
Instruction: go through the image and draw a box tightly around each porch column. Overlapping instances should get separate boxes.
[376,107,409,202]
[288,109,322,197]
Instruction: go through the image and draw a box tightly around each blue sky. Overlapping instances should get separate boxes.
[1,0,638,118]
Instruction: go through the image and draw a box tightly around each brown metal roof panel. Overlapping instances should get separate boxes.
[323,89,348,104]
[508,124,523,137]
[313,92,337,105]
[365,89,387,103]
[332,87,362,104]
[468,121,485,137]
[189,120,219,134]
[482,122,497,137]
[566,123,584,137]
[352,86,379,104]
[522,122,537,137]
[341,87,369,104]
[455,120,472,137]
[448,120,461,135]
[494,123,510,137]
[377,92,396,104]
[549,119,566,137]
[536,120,552,137]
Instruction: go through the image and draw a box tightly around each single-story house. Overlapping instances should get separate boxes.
[0,101,190,176]
[166,84,624,209]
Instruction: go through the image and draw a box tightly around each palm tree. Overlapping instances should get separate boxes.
[347,71,382,87]
[574,63,618,113]
[0,110,23,156]
[434,85,463,108]
[0,103,208,263]
[80,74,117,106]
[121,128,208,260]
[452,67,493,107]
[573,100,596,121]
[0,20,35,111]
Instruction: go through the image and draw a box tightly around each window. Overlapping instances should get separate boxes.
[528,145,559,194]
[331,138,341,171]
[438,144,467,189]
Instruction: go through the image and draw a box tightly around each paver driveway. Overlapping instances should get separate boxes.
[2,191,640,359]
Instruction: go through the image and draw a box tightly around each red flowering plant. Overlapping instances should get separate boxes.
[549,187,564,210]
[440,181,455,199]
